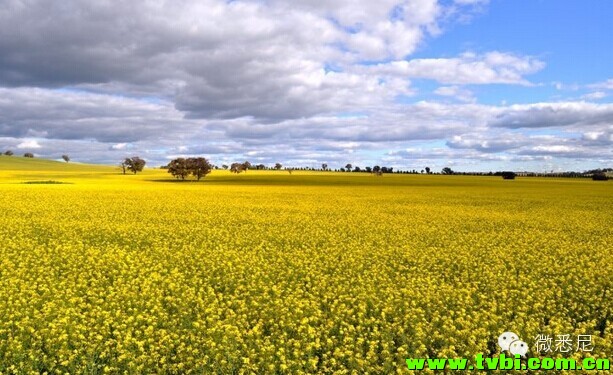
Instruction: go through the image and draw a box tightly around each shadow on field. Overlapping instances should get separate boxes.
[148,179,208,183]
[147,176,379,186]
[145,175,496,188]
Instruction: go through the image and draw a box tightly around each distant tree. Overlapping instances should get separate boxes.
[120,160,127,174]
[62,154,70,162]
[365,166,372,173]
[221,164,229,170]
[275,163,282,170]
[187,157,212,180]
[353,166,361,172]
[381,166,393,173]
[24,152,34,158]
[501,171,516,180]
[242,161,252,172]
[256,164,266,170]
[372,165,381,174]
[592,172,609,181]
[322,163,328,171]
[230,162,244,173]
[339,167,345,172]
[442,167,454,175]
[345,163,352,172]
[425,167,431,174]
[123,156,146,174]
[167,158,190,180]
[420,169,424,174]
[3,150,13,156]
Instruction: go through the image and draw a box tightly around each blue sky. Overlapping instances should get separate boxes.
[413,0,612,105]
[0,0,611,171]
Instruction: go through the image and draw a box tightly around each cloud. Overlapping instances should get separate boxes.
[17,140,41,149]
[489,102,613,129]
[0,1,610,170]
[0,87,200,143]
[2,82,611,167]
[581,92,607,100]
[0,0,502,122]
[454,0,489,4]
[434,85,475,102]
[366,52,544,85]
[447,133,529,152]
[588,79,613,91]
[110,143,130,150]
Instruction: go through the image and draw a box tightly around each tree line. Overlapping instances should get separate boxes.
[3,150,71,162]
[4,149,608,181]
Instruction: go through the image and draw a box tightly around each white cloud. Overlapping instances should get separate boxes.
[582,91,607,100]
[367,51,544,85]
[454,0,489,4]
[111,143,129,150]
[434,85,475,102]
[16,140,41,149]
[588,79,613,91]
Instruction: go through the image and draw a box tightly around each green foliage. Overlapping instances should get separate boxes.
[122,156,146,174]
[167,157,213,180]
[592,172,608,181]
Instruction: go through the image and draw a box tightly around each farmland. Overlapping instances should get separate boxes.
[0,156,611,374]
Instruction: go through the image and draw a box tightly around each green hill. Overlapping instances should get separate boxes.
[0,155,121,184]
[0,155,113,172]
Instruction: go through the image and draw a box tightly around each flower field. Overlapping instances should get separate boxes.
[0,158,611,374]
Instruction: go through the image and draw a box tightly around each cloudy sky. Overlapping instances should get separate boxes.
[0,0,611,171]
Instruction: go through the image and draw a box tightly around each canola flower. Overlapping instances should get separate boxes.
[0,165,611,374]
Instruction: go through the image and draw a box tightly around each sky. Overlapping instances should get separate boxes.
[0,0,611,172]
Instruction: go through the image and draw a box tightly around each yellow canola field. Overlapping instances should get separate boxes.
[0,162,611,374]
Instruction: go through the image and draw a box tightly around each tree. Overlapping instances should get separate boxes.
[592,172,608,181]
[24,152,34,158]
[230,162,244,173]
[442,167,454,175]
[275,163,282,170]
[500,171,516,180]
[167,158,190,180]
[365,166,372,173]
[3,150,13,156]
[221,164,229,170]
[242,161,252,172]
[372,165,381,173]
[62,154,70,162]
[425,167,431,174]
[256,164,266,170]
[353,166,361,172]
[188,157,212,180]
[123,157,146,174]
[322,163,328,171]
[345,163,352,171]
